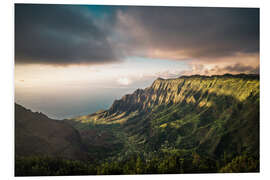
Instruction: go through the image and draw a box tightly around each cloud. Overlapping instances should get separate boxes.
[155,70,186,79]
[15,4,119,65]
[180,63,259,76]
[115,7,259,61]
[223,63,259,74]
[15,5,259,70]
[117,77,132,85]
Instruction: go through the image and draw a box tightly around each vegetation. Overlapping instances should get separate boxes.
[15,74,259,176]
[16,153,259,176]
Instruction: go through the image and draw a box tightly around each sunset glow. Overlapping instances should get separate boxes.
[15,5,259,118]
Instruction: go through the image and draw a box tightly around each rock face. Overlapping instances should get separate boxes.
[15,104,87,160]
[108,74,259,115]
[71,74,259,158]
[14,74,260,175]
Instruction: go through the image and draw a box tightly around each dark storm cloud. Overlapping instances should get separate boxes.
[223,63,259,74]
[15,5,259,65]
[118,6,259,60]
[15,4,118,65]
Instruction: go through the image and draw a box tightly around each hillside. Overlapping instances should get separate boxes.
[15,103,88,160]
[15,74,260,175]
[67,74,259,173]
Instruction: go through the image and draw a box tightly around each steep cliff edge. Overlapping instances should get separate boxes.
[69,74,259,160]
[73,74,259,123]
[109,74,258,113]
[15,74,259,175]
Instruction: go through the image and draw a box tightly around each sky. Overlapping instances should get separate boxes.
[15,4,259,119]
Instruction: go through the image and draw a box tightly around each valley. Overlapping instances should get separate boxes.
[15,74,260,175]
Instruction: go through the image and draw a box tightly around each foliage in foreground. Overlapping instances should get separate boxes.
[15,152,259,176]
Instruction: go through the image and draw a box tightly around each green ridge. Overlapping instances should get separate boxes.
[16,74,260,175]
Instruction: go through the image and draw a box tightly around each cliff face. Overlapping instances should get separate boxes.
[107,74,259,116]
[14,74,259,175]
[70,74,259,159]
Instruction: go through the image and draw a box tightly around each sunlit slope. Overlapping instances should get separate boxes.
[68,74,259,159]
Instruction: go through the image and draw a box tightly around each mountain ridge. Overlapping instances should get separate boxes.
[66,74,259,163]
[15,73,260,175]
[15,103,89,160]
[72,73,259,125]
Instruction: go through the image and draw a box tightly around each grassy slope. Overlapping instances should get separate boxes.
[67,74,259,165]
[16,74,259,175]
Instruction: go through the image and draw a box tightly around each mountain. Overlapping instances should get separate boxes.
[15,74,259,175]
[15,103,88,160]
[67,74,259,171]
